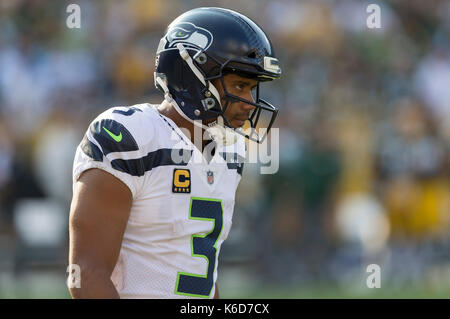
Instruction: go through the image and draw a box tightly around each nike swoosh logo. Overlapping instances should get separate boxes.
[102,126,122,142]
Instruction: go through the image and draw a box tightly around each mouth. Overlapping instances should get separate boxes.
[231,114,250,128]
[231,118,248,128]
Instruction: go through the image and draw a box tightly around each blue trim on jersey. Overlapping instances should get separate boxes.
[112,107,143,116]
[80,134,103,161]
[226,162,244,175]
[111,148,193,177]
[220,152,245,175]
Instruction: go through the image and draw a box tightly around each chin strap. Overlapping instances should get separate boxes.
[176,43,240,145]
[162,93,238,146]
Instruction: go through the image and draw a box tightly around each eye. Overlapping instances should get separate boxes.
[235,84,245,91]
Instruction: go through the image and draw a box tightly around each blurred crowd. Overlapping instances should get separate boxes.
[0,0,449,295]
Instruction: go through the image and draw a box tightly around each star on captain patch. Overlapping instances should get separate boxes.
[207,170,214,185]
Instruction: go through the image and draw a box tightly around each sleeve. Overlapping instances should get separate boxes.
[72,107,149,199]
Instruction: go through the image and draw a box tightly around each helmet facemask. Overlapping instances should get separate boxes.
[167,45,279,145]
[211,72,279,144]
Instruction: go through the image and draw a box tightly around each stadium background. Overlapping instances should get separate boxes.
[0,0,449,298]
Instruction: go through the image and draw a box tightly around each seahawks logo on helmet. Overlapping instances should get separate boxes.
[157,22,213,53]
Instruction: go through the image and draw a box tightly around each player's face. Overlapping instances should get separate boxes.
[213,74,257,128]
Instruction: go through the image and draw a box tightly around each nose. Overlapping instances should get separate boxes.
[241,89,256,110]
[241,101,256,112]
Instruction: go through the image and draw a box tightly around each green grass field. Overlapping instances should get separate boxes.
[2,285,450,299]
[1,270,449,299]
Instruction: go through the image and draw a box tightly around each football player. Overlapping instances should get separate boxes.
[68,7,281,298]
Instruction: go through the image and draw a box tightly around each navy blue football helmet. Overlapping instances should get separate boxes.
[154,7,281,144]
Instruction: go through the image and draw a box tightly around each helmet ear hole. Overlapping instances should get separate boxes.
[247,51,257,59]
[245,48,258,59]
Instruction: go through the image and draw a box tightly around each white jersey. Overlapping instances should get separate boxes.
[72,103,245,298]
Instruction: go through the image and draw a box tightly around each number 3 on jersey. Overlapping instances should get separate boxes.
[175,197,223,298]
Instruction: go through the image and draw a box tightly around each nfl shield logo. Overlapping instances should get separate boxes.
[207,170,214,184]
